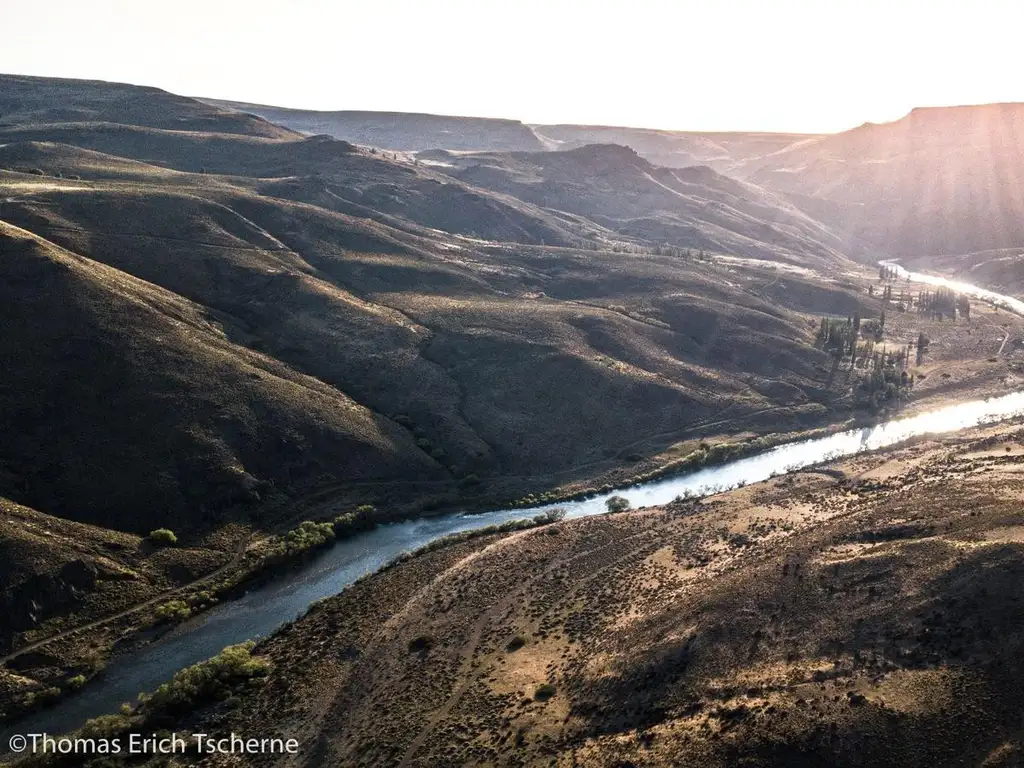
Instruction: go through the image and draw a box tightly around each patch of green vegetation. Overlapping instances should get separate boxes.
[142,642,269,716]
[605,496,631,513]
[66,674,87,690]
[534,683,557,701]
[333,504,379,538]
[154,599,191,623]
[19,685,62,711]
[148,527,177,546]
[277,520,335,556]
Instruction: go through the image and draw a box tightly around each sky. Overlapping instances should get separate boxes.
[2,0,1023,133]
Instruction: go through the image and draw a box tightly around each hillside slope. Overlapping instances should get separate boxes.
[429,144,854,266]
[749,103,1024,260]
[0,74,294,139]
[0,221,442,535]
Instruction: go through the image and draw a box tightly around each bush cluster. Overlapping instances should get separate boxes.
[148,528,178,546]
[141,642,269,717]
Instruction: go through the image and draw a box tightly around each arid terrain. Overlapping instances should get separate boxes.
[6,71,1024,767]
[44,419,1024,767]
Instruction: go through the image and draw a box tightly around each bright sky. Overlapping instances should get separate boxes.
[2,0,1023,133]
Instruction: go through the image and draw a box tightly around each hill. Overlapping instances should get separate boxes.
[0,221,442,536]
[749,103,1024,260]
[0,75,890,686]
[0,74,294,139]
[427,143,856,267]
[154,420,1024,767]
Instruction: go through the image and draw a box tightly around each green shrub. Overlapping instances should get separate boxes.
[154,599,191,623]
[334,505,378,537]
[534,683,557,701]
[280,520,334,555]
[145,642,269,716]
[22,686,62,709]
[148,528,177,546]
[605,496,631,513]
[533,507,567,524]
[66,674,87,690]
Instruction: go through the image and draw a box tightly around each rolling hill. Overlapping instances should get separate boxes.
[425,143,857,266]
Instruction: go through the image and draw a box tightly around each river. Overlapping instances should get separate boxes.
[4,261,1024,740]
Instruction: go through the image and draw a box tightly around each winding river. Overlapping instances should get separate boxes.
[4,261,1024,741]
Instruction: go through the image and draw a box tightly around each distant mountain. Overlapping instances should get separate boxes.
[201,98,813,171]
[199,99,549,152]
[749,103,1024,259]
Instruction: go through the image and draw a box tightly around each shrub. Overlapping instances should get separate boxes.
[279,520,334,556]
[408,635,433,653]
[534,683,557,701]
[148,528,177,546]
[66,674,87,690]
[145,642,269,716]
[22,687,61,709]
[506,636,527,652]
[605,496,631,513]
[154,599,191,623]
[533,508,567,525]
[334,505,378,537]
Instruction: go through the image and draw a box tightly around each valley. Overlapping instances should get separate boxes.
[4,71,1024,768]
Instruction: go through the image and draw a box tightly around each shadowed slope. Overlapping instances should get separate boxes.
[0,222,443,534]
[428,144,854,267]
